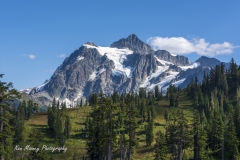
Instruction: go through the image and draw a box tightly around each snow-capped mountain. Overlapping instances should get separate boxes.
[19,88,32,94]
[26,34,223,106]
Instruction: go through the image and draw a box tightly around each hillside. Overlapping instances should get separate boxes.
[18,90,193,160]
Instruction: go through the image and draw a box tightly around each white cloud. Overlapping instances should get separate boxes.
[58,54,67,58]
[147,36,238,57]
[29,54,35,59]
[21,54,36,59]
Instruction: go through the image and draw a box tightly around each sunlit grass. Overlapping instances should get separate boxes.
[19,92,193,160]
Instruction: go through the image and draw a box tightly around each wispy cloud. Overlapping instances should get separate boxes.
[21,54,36,59]
[58,54,67,58]
[147,36,238,57]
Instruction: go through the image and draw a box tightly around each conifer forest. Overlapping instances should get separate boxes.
[2,58,240,159]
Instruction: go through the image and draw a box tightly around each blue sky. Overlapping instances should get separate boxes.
[0,1,239,90]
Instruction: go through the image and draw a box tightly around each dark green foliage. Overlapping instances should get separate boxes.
[169,93,175,107]
[224,108,239,159]
[0,74,21,160]
[139,87,146,99]
[155,131,167,160]
[80,99,83,107]
[145,117,154,146]
[33,103,39,113]
[166,110,191,159]
[112,91,119,103]
[125,93,138,159]
[139,98,147,123]
[86,94,118,159]
[198,127,208,160]
[155,85,159,99]
[47,99,71,147]
[27,129,49,160]
[47,106,54,131]
[64,115,71,139]
[193,110,208,159]
[14,102,25,143]
[234,103,240,140]
[208,110,224,155]
[26,100,33,119]
[89,93,98,106]
[164,109,169,123]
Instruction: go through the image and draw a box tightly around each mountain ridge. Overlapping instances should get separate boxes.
[21,34,226,106]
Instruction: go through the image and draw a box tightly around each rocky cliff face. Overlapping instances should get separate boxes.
[26,34,224,106]
[110,34,155,54]
[154,50,190,66]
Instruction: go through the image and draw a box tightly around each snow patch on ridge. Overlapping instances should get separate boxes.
[140,65,169,88]
[161,78,186,92]
[83,44,134,77]
[36,80,50,92]
[172,78,186,87]
[179,62,200,71]
[62,98,73,108]
[170,53,177,57]
[74,90,84,101]
[77,56,84,61]
[154,56,173,66]
[89,68,106,81]
[19,88,32,94]
[149,71,180,90]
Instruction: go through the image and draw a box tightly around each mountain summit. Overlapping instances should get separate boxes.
[26,34,224,106]
[110,34,154,54]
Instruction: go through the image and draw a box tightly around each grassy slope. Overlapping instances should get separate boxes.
[20,90,193,160]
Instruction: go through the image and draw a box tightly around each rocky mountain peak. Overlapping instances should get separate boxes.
[27,35,226,107]
[85,42,98,47]
[110,34,155,54]
[154,50,190,66]
[196,56,221,68]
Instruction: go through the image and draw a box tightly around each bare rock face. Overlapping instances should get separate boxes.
[110,34,155,54]
[27,34,224,106]
[196,56,221,68]
[154,50,190,66]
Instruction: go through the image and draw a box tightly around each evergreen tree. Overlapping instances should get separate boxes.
[193,110,208,160]
[27,100,33,119]
[125,93,138,159]
[198,127,208,160]
[47,107,54,131]
[64,115,71,139]
[86,95,118,159]
[14,102,25,143]
[169,93,175,107]
[139,88,146,99]
[154,131,167,160]
[33,103,39,113]
[164,109,169,124]
[80,99,83,107]
[27,129,48,160]
[155,85,159,99]
[224,108,239,159]
[145,114,154,146]
[208,110,224,156]
[139,99,147,123]
[0,74,20,160]
[112,91,119,104]
[234,103,240,140]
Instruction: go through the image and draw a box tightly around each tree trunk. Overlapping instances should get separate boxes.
[178,137,182,160]
[194,133,198,160]
[0,106,4,160]
[120,134,123,160]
